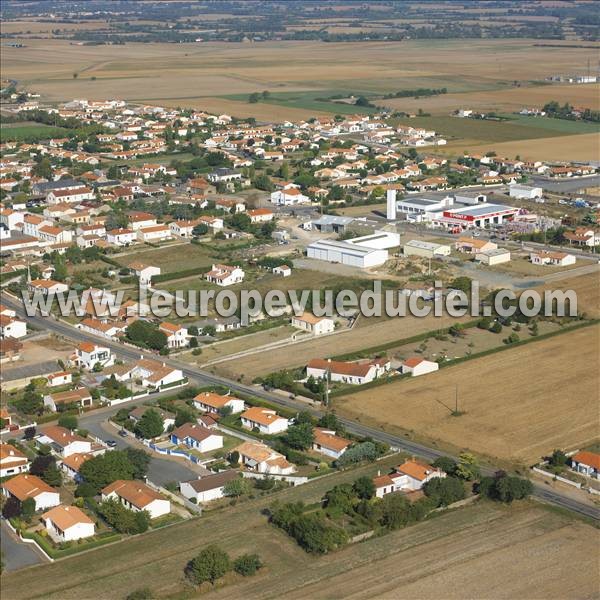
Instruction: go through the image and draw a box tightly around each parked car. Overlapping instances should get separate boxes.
[119,429,128,437]
[106,440,117,448]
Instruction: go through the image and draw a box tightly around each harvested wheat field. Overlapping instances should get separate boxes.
[211,312,471,380]
[538,270,600,318]
[441,131,600,162]
[336,324,600,465]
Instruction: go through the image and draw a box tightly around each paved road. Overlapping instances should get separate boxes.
[529,174,600,194]
[0,520,46,572]
[1,292,598,522]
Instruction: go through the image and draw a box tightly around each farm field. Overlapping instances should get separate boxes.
[440,131,599,162]
[336,323,600,465]
[0,122,68,142]
[113,243,216,274]
[1,491,596,600]
[2,38,598,121]
[210,311,471,380]
[538,270,600,318]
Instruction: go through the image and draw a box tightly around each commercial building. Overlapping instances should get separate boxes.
[403,240,451,258]
[306,239,388,268]
[509,184,543,199]
[430,203,519,230]
[475,248,511,265]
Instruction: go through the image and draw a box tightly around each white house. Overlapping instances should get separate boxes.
[179,471,239,504]
[193,391,245,415]
[570,451,600,479]
[509,184,543,199]
[240,407,289,435]
[136,224,172,243]
[204,264,245,287]
[401,357,439,377]
[28,279,69,295]
[0,443,30,478]
[130,358,184,390]
[46,187,94,205]
[159,322,188,349]
[60,452,92,481]
[42,505,95,542]
[170,423,223,452]
[530,251,576,266]
[373,460,446,498]
[247,208,274,223]
[46,371,73,388]
[270,188,310,205]
[101,480,170,519]
[291,313,335,335]
[74,341,114,370]
[273,265,291,277]
[107,228,136,246]
[1,474,60,511]
[0,315,27,339]
[312,428,351,460]
[235,441,296,475]
[37,426,92,457]
[128,262,161,285]
[306,358,390,385]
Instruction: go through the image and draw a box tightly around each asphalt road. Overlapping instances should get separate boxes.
[529,174,600,194]
[1,292,598,522]
[0,520,46,571]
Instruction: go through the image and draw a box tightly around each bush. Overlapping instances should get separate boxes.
[233,553,263,577]
[423,476,465,507]
[125,588,153,600]
[186,544,231,585]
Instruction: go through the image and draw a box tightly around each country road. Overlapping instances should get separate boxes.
[1,292,598,522]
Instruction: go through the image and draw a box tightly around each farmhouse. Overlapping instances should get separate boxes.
[101,480,170,519]
[42,505,95,542]
[235,441,296,475]
[193,391,245,415]
[307,357,390,385]
[179,471,239,504]
[0,443,30,478]
[570,451,600,479]
[401,357,439,377]
[170,423,223,452]
[1,474,60,511]
[312,428,351,460]
[291,313,335,336]
[404,240,451,258]
[240,407,289,435]
[43,388,93,413]
[530,251,576,266]
[204,264,245,286]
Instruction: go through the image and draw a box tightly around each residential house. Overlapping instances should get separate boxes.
[77,318,124,340]
[215,198,245,213]
[101,480,170,519]
[240,407,289,435]
[37,426,92,457]
[60,452,92,481]
[530,251,576,266]
[130,358,185,389]
[312,428,351,460]
[0,443,30,477]
[235,441,296,475]
[401,358,439,377]
[0,315,27,339]
[193,391,245,415]
[170,423,223,452]
[46,371,73,387]
[270,188,310,205]
[1,473,60,511]
[28,279,69,295]
[42,505,95,542]
[306,358,390,385]
[455,237,498,254]
[159,322,188,349]
[74,341,114,370]
[373,460,446,498]
[247,208,274,224]
[136,224,172,243]
[273,265,291,277]
[128,262,161,286]
[107,228,136,246]
[43,388,93,413]
[204,264,245,287]
[291,313,335,336]
[179,471,239,503]
[46,187,94,205]
[127,211,157,231]
[571,451,600,479]
[564,228,598,247]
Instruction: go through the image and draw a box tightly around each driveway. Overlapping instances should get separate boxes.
[0,520,46,572]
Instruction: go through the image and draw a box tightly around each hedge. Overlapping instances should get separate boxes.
[21,530,121,559]
[0,269,27,284]
[152,266,209,283]
[99,255,122,268]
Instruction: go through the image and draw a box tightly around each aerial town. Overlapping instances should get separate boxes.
[0,1,598,599]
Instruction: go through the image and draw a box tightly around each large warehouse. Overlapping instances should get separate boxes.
[306,239,388,268]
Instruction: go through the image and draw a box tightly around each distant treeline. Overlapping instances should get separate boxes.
[382,88,447,99]
[543,101,600,123]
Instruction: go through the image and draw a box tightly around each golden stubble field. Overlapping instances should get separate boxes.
[336,323,600,465]
[2,37,598,120]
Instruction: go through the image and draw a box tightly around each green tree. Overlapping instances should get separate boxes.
[21,497,36,522]
[549,449,568,468]
[432,456,457,476]
[423,476,465,507]
[379,493,410,530]
[352,476,376,500]
[124,448,151,480]
[186,545,231,585]
[134,409,164,439]
[285,422,314,450]
[2,496,21,519]
[223,477,251,497]
[79,450,136,492]
[455,453,480,481]
[233,553,263,576]
[252,173,274,191]
[57,414,78,431]
[125,588,153,600]
[490,321,503,334]
[42,464,63,487]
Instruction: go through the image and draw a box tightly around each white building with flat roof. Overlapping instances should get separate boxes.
[509,184,543,199]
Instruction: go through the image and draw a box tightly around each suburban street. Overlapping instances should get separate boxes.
[0,520,46,570]
[1,292,598,524]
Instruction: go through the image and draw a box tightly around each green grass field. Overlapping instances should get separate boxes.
[498,113,600,134]
[0,123,68,142]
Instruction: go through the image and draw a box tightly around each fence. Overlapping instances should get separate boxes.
[4,518,53,563]
[145,479,202,515]
[241,471,309,486]
[532,466,582,489]
[102,390,150,407]
[144,440,203,465]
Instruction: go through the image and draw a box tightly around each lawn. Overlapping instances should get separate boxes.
[0,123,68,142]
[113,243,216,274]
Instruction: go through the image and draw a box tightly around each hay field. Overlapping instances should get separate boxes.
[211,312,471,380]
[538,270,600,318]
[336,324,600,465]
[438,131,600,162]
[2,38,598,120]
[3,496,596,600]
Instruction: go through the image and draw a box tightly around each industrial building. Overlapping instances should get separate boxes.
[349,231,400,249]
[404,240,451,258]
[509,184,543,199]
[475,248,511,265]
[429,203,519,229]
[306,238,388,268]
